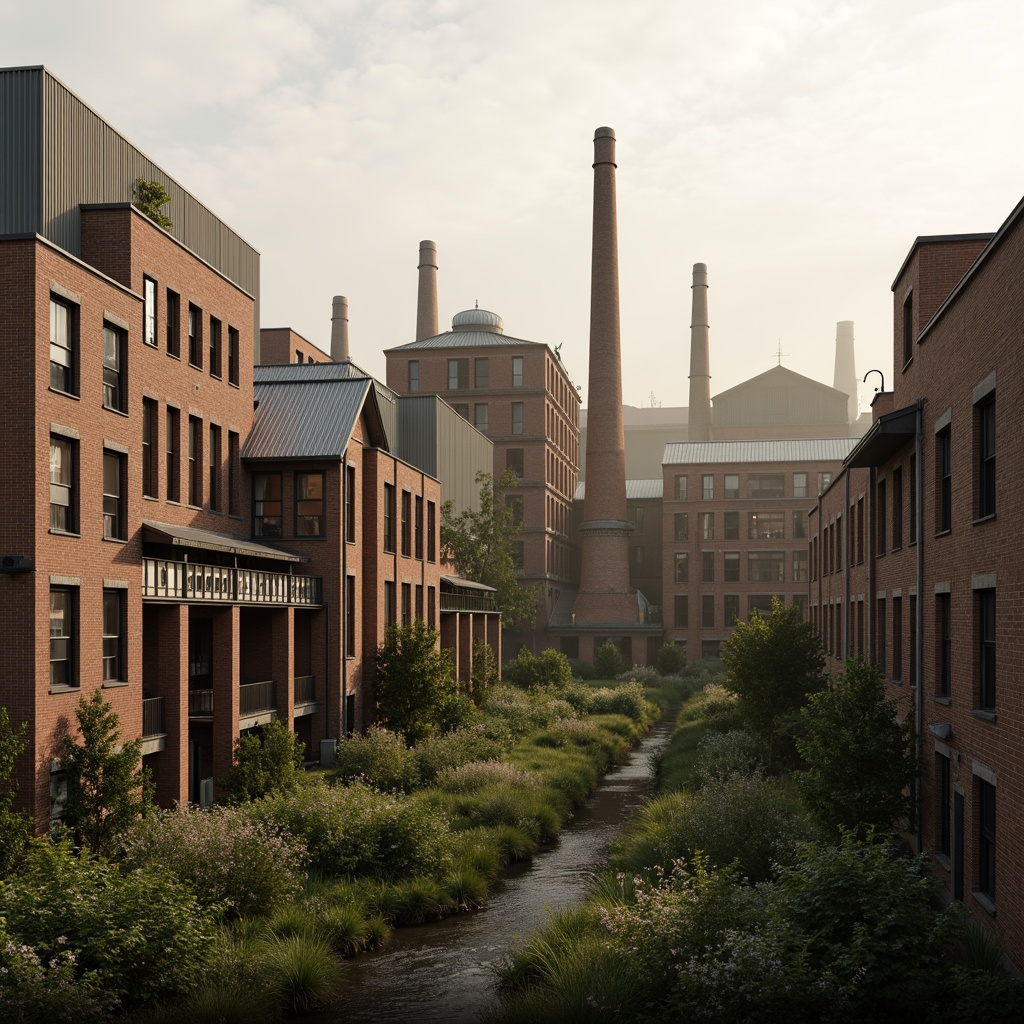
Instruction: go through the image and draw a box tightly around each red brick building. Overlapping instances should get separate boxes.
[809,209,1024,969]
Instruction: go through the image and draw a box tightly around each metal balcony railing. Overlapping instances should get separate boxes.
[142,696,165,737]
[189,689,213,717]
[240,680,276,717]
[294,675,316,704]
[143,559,322,606]
[439,592,497,613]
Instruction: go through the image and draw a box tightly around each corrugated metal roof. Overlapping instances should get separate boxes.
[574,479,663,501]
[244,377,373,460]
[663,438,858,465]
[142,521,303,562]
[386,330,544,352]
[254,361,376,383]
[440,574,497,592]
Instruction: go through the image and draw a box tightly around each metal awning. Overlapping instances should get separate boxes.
[141,520,305,563]
[846,404,919,469]
[440,574,497,593]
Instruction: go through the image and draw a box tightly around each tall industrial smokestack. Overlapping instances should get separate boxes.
[571,127,638,630]
[330,295,349,362]
[833,320,857,424]
[688,263,712,441]
[416,240,438,341]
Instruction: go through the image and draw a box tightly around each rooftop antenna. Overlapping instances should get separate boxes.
[775,340,789,365]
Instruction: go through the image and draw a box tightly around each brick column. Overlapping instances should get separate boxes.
[272,606,295,729]
[212,605,240,792]
[154,603,188,807]
[458,612,473,688]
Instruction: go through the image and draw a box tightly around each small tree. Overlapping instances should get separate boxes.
[654,642,685,677]
[60,691,151,855]
[218,719,306,804]
[375,620,455,743]
[0,706,31,877]
[470,637,499,692]
[594,641,623,680]
[721,597,826,765]
[132,178,172,230]
[441,470,540,627]
[797,657,918,838]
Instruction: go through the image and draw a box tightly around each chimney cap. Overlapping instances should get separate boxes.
[594,126,615,139]
[419,239,436,249]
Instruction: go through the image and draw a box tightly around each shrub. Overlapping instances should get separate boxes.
[568,658,595,680]
[689,681,743,732]
[504,647,574,690]
[0,839,215,1010]
[435,760,543,794]
[589,681,649,722]
[437,691,479,732]
[594,642,623,679]
[695,729,763,784]
[331,725,420,793]
[414,724,510,784]
[122,803,307,918]
[260,933,343,1015]
[218,720,306,804]
[471,637,499,691]
[0,707,30,879]
[655,642,685,677]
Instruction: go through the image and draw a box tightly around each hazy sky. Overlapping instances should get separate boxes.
[4,1,1023,411]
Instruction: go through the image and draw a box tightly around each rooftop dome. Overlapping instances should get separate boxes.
[452,307,503,333]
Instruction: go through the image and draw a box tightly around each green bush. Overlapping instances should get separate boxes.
[588,681,649,722]
[695,729,763,784]
[503,647,574,689]
[593,642,623,679]
[689,681,743,732]
[260,933,343,1015]
[568,658,595,680]
[0,708,30,880]
[331,725,420,793]
[471,637,499,691]
[437,691,479,732]
[414,724,510,784]
[655,642,685,677]
[218,719,305,804]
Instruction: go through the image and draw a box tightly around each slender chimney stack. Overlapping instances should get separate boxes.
[416,240,439,341]
[833,320,857,424]
[330,295,349,362]
[688,263,712,441]
[571,127,638,629]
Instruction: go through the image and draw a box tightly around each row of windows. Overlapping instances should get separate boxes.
[382,580,438,629]
[935,754,996,905]
[426,356,525,393]
[451,401,524,435]
[50,437,127,540]
[381,483,438,562]
[668,549,808,584]
[672,592,806,629]
[50,586,125,690]
[673,510,808,542]
[671,471,830,502]
[252,471,325,538]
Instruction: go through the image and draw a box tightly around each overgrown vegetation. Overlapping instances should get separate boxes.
[0,707,30,877]
[219,719,306,803]
[133,178,173,230]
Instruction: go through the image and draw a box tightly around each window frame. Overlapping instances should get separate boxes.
[208,424,221,512]
[383,483,395,552]
[977,588,995,711]
[512,355,524,387]
[187,303,203,369]
[408,360,420,393]
[295,471,325,537]
[937,592,951,699]
[102,449,126,540]
[673,552,688,584]
[166,407,180,502]
[977,778,996,901]
[49,295,77,394]
[228,431,240,516]
[102,322,127,413]
[511,402,524,435]
[673,512,689,542]
[253,472,283,537]
[227,326,240,386]
[166,289,180,356]
[723,551,740,583]
[49,434,76,533]
[447,358,469,390]
[209,316,222,378]
[474,357,489,388]
[143,276,157,347]
[701,550,714,583]
[102,588,126,683]
[345,465,356,543]
[938,427,952,533]
[49,586,77,690]
[977,394,996,520]
[187,415,202,507]
[142,398,158,498]
[401,490,412,556]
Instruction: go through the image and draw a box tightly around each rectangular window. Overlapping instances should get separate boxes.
[937,754,951,859]
[228,326,240,386]
[701,513,714,540]
[208,425,221,512]
[102,589,125,682]
[228,431,239,515]
[724,551,740,582]
[414,584,424,622]
[724,474,739,499]
[673,595,688,628]
[507,448,524,479]
[632,545,645,573]
[724,594,740,627]
[209,316,222,378]
[448,358,469,390]
[143,277,157,347]
[345,576,356,657]
[978,778,996,900]
[748,551,784,583]
[415,496,424,559]
[817,472,832,495]
[401,582,412,626]
[512,402,524,435]
[475,357,489,388]
[937,593,951,699]
[892,595,903,682]
[427,501,436,562]
[748,595,776,619]
[166,289,180,356]
[142,398,157,498]
[902,291,914,367]
[408,360,419,392]
[102,450,125,540]
[792,510,807,540]
[506,494,524,527]
[877,479,887,555]
[702,594,715,628]
[634,507,645,535]
[892,466,903,549]
[384,581,396,628]
[187,416,202,506]
[876,597,886,675]
[427,585,436,628]
[102,323,126,412]
[977,394,995,519]
[793,472,808,498]
[474,404,489,433]
[978,589,995,710]
[724,511,739,540]
[253,473,283,537]
[401,490,412,556]
[674,475,688,500]
[296,472,325,536]
[383,484,395,552]
[793,593,807,622]
[513,539,524,570]
[50,296,76,393]
[856,497,864,563]
[748,512,784,540]
[748,473,785,498]
[793,550,808,583]
[50,587,76,688]
[909,594,917,685]
[673,552,688,583]
[166,407,180,502]
[512,356,524,387]
[49,435,75,532]
[345,465,356,543]
[674,512,688,541]
[909,454,917,544]
[188,304,202,368]
[938,428,952,532]
[702,474,714,500]
[702,550,715,583]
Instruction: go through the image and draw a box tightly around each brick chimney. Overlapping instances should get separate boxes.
[330,295,349,362]
[571,127,638,627]
[416,240,438,341]
[688,263,712,441]
[833,319,857,424]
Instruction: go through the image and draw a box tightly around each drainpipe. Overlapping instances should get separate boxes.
[340,454,348,738]
[844,469,851,662]
[914,400,925,854]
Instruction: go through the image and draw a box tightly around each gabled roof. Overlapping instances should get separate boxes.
[254,360,377,383]
[385,329,545,352]
[663,438,858,466]
[244,372,388,460]
[574,479,663,501]
[712,364,847,403]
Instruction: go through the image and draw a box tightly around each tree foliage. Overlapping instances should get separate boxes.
[797,657,918,838]
[503,646,574,689]
[441,470,539,627]
[654,642,685,677]
[60,691,151,855]
[375,620,455,743]
[218,719,306,804]
[720,597,826,765]
[0,707,30,878]
[594,641,624,680]
[132,178,173,230]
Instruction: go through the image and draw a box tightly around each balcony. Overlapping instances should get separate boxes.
[141,696,166,755]
[439,591,497,613]
[143,558,322,607]
[187,680,278,727]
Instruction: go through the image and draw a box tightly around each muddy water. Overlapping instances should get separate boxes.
[317,721,673,1024]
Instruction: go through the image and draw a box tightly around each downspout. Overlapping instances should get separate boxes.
[914,400,925,854]
[340,454,347,738]
[844,469,851,662]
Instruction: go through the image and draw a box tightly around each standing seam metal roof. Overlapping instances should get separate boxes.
[574,479,664,501]
[663,438,858,465]
[385,330,544,351]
